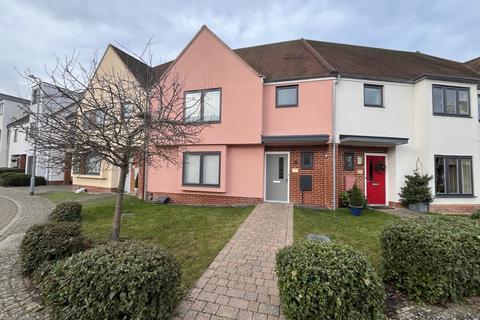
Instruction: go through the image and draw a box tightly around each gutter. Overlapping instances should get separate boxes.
[332,74,340,210]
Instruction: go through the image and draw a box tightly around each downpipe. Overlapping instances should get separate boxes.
[332,75,340,210]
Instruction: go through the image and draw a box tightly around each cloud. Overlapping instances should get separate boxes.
[0,0,479,97]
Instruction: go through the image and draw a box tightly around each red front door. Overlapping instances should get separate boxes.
[366,155,386,205]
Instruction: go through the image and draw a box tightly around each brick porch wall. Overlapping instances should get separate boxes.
[266,144,333,208]
[147,192,263,206]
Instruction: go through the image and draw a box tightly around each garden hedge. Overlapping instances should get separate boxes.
[20,222,84,275]
[0,167,23,174]
[49,202,82,222]
[381,215,480,303]
[0,173,47,186]
[276,241,385,320]
[39,241,182,320]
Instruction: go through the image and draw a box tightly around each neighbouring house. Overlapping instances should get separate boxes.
[71,44,169,194]
[0,93,29,167]
[7,82,75,184]
[144,26,480,213]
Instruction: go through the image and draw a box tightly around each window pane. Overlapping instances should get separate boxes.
[185,92,202,122]
[301,152,313,169]
[461,159,473,194]
[458,90,469,115]
[279,157,284,179]
[202,154,220,185]
[364,86,382,106]
[445,89,456,114]
[203,90,221,122]
[277,86,298,106]
[85,155,101,174]
[184,153,201,184]
[447,158,459,193]
[435,157,445,193]
[433,87,444,113]
[478,95,480,120]
[344,152,354,171]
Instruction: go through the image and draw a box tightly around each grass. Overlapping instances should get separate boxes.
[294,207,399,270]
[38,191,97,203]
[41,192,252,292]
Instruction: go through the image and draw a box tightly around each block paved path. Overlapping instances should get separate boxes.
[0,187,54,320]
[175,203,293,320]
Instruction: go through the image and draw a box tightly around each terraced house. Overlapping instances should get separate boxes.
[137,26,480,213]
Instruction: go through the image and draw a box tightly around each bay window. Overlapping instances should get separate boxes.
[185,89,221,123]
[183,152,220,186]
[435,155,473,196]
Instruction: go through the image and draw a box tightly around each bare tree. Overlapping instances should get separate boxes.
[21,44,204,240]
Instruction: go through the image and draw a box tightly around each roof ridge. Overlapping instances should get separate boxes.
[300,39,337,74]
[109,44,150,68]
[465,56,480,64]
[304,38,421,56]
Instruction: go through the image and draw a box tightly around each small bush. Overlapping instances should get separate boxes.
[39,241,182,320]
[276,241,384,320]
[20,222,84,275]
[0,173,47,186]
[49,202,82,222]
[471,210,480,220]
[398,171,433,206]
[349,183,366,207]
[0,167,23,174]
[381,216,480,303]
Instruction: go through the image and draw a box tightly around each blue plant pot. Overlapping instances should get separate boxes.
[349,206,362,216]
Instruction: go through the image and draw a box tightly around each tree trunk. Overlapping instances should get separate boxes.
[112,164,128,241]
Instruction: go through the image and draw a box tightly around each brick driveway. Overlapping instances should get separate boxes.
[0,187,54,320]
[175,203,293,320]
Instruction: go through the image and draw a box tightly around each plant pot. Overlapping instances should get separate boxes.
[349,206,363,216]
[408,202,428,213]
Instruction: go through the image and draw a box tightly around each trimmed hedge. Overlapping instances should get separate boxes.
[0,173,47,187]
[20,222,84,275]
[276,241,385,320]
[49,202,82,222]
[381,215,480,303]
[39,241,182,320]
[0,167,23,174]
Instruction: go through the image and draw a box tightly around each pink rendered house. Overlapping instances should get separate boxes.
[146,26,335,207]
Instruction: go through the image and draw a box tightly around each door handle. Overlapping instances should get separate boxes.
[372,183,379,186]
[273,180,280,183]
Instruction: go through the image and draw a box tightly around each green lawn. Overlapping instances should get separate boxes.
[294,207,399,270]
[40,192,252,292]
[38,191,115,204]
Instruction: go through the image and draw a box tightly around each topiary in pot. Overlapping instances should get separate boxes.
[349,184,365,216]
[398,171,433,212]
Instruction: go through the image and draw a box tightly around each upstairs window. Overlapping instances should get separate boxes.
[182,152,220,186]
[432,85,470,116]
[32,88,40,104]
[122,104,133,119]
[83,110,105,129]
[13,129,18,142]
[364,84,383,107]
[435,155,473,196]
[185,89,221,123]
[0,103,3,115]
[477,95,479,121]
[276,85,298,107]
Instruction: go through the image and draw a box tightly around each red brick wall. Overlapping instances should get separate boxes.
[72,185,117,193]
[266,145,333,208]
[335,145,388,207]
[148,191,262,206]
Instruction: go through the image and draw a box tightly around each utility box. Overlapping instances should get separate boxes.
[300,175,312,191]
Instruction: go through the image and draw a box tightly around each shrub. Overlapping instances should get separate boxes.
[349,183,366,207]
[49,202,82,222]
[0,167,23,174]
[471,210,480,220]
[0,173,47,186]
[20,222,84,275]
[276,241,385,320]
[381,216,480,303]
[340,191,351,207]
[39,241,182,320]
[398,171,433,206]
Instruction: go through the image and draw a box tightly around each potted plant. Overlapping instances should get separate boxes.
[349,184,365,216]
[399,170,433,212]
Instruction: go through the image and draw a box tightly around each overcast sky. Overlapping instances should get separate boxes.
[1,0,479,97]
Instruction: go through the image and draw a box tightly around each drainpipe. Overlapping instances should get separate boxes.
[332,75,340,210]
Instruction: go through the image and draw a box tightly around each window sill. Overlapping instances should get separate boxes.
[435,194,475,198]
[276,105,298,108]
[364,104,385,108]
[181,185,225,193]
[74,174,105,179]
[432,113,472,118]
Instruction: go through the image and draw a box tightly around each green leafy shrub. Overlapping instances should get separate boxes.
[49,202,82,222]
[39,241,182,320]
[471,210,480,220]
[349,183,366,207]
[398,171,433,206]
[381,216,480,303]
[0,167,23,174]
[276,241,384,320]
[20,222,84,275]
[0,173,47,186]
